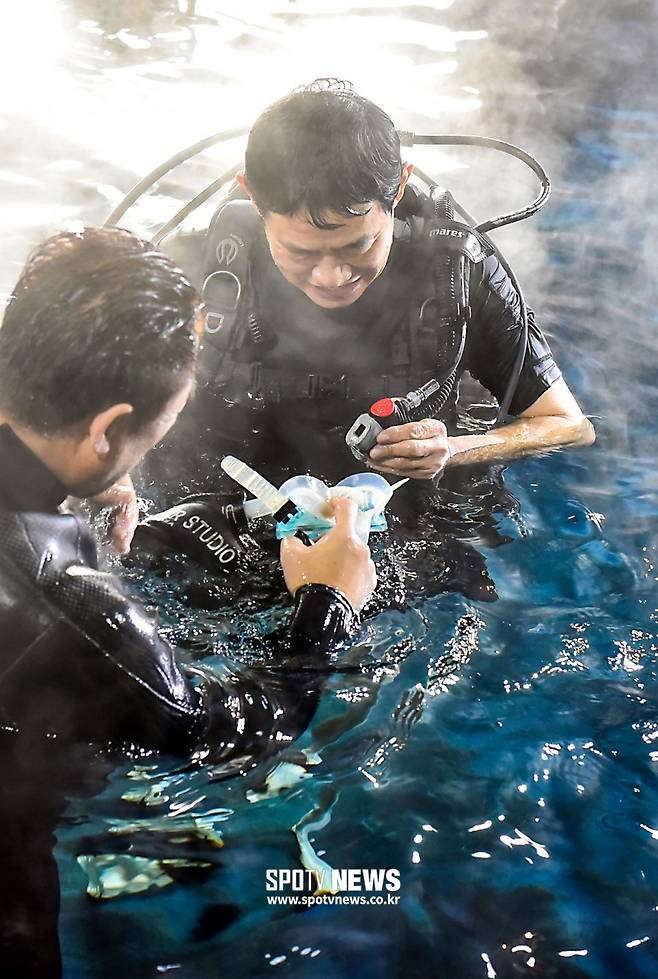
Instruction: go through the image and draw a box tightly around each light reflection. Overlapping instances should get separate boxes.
[499,828,549,859]
[609,640,644,673]
[481,952,497,978]
[468,819,493,832]
[0,0,496,279]
[0,2,69,115]
[260,0,457,11]
[188,12,485,128]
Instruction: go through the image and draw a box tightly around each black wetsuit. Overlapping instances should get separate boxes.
[136,225,565,605]
[0,424,357,758]
[147,226,562,496]
[247,230,561,416]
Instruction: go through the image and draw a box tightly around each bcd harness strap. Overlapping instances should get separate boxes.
[198,193,492,405]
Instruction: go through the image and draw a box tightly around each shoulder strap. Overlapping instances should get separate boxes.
[405,206,493,387]
[423,218,492,264]
[200,199,260,343]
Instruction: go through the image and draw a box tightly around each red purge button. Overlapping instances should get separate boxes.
[370,397,396,418]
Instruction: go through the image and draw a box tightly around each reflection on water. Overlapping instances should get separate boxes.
[2,1,658,977]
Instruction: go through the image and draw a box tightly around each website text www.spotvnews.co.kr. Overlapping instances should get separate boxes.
[265,868,401,907]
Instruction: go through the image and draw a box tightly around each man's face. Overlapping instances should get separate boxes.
[114,379,193,478]
[262,203,396,309]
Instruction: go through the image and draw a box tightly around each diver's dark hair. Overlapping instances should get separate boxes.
[0,227,201,435]
[244,79,402,229]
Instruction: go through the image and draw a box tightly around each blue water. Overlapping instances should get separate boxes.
[2,2,658,977]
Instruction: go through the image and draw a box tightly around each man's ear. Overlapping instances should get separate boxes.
[88,403,134,458]
[236,171,260,212]
[393,162,415,207]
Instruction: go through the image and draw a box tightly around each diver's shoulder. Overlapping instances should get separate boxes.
[0,506,98,580]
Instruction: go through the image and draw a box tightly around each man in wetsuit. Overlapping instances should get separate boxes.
[142,78,593,508]
[0,226,376,756]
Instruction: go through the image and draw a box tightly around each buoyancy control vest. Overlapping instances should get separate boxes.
[196,185,493,411]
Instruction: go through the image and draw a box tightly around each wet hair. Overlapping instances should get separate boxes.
[244,78,402,229]
[0,227,202,436]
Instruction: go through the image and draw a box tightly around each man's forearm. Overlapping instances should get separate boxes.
[447,413,595,467]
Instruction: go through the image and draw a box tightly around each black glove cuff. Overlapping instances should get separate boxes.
[289,584,358,650]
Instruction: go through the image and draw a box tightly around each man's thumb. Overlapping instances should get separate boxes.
[280,535,307,559]
[326,495,358,533]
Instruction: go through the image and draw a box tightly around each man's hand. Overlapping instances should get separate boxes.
[367,417,451,479]
[90,474,140,555]
[280,497,376,611]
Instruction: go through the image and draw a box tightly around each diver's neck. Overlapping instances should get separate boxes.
[1,419,79,492]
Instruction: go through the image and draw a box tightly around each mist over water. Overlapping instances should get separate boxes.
[2,2,658,977]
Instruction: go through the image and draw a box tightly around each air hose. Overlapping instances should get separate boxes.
[103,125,249,228]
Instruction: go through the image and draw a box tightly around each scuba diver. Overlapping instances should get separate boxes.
[129,77,594,506]
[0,226,375,977]
[112,78,594,603]
[0,226,376,757]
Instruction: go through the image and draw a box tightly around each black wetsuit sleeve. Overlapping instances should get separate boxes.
[33,559,205,750]
[288,584,358,650]
[465,254,562,415]
[33,551,357,757]
[196,585,357,765]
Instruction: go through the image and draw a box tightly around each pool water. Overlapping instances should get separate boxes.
[2,2,658,977]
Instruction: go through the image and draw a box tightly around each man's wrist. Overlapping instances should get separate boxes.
[446,432,502,466]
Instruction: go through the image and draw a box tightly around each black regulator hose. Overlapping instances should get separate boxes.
[397,322,467,425]
[409,138,546,424]
[398,132,551,234]
[103,125,249,228]
[151,166,242,246]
